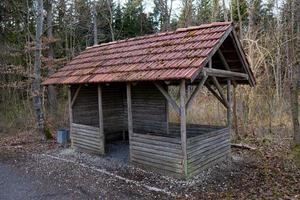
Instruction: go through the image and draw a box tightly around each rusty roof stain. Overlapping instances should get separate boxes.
[43,22,234,85]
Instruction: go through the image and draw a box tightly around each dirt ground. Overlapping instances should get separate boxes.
[0,131,299,200]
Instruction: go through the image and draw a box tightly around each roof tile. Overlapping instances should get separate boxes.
[43,22,233,85]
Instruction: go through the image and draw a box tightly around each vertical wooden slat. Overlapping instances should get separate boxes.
[227,80,232,132]
[127,83,133,160]
[165,85,169,134]
[180,79,188,176]
[98,84,105,154]
[68,86,73,147]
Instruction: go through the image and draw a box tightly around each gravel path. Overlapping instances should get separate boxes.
[0,163,75,200]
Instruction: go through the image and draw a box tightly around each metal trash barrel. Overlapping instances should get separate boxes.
[57,129,70,144]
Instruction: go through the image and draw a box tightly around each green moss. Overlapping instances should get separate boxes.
[44,124,53,140]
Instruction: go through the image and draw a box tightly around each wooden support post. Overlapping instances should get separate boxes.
[98,85,105,154]
[68,86,73,147]
[180,79,188,177]
[166,93,170,134]
[126,83,133,160]
[227,80,232,132]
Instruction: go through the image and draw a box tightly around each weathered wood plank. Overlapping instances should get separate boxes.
[98,85,105,154]
[132,133,181,144]
[131,143,182,158]
[180,79,187,176]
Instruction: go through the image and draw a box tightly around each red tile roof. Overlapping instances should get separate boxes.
[43,22,234,85]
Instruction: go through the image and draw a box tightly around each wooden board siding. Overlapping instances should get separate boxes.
[72,85,99,127]
[187,127,230,177]
[132,83,167,134]
[131,132,184,178]
[102,84,126,140]
[72,84,127,141]
[71,123,104,154]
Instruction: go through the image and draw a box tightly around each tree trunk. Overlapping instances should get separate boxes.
[92,2,98,45]
[46,0,57,115]
[236,0,243,39]
[106,0,115,41]
[33,0,45,140]
[291,67,300,145]
[223,0,228,21]
[291,0,300,146]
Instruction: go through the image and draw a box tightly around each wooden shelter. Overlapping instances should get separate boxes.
[43,22,255,178]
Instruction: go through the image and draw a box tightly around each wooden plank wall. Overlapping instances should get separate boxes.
[132,83,167,134]
[72,85,99,127]
[130,132,184,178]
[71,123,104,154]
[187,127,230,177]
[102,84,126,140]
[72,84,127,141]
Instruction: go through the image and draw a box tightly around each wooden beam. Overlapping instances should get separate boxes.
[97,85,105,154]
[185,75,208,109]
[205,83,228,108]
[126,83,133,156]
[212,76,229,108]
[217,50,230,70]
[230,31,255,86]
[180,79,188,177]
[203,68,249,79]
[71,85,81,107]
[154,82,180,114]
[68,87,73,147]
[190,25,234,82]
[217,50,237,87]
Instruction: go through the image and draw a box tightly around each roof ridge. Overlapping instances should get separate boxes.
[86,22,233,50]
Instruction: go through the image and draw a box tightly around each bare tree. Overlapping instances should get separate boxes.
[92,1,98,45]
[291,0,300,145]
[179,0,194,27]
[106,0,115,41]
[33,0,45,139]
[46,0,57,115]
[236,0,243,39]
[211,0,220,22]
[222,0,228,21]
[154,0,173,31]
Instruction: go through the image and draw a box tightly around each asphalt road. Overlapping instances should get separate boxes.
[0,163,72,200]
